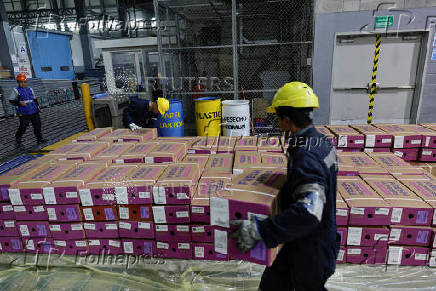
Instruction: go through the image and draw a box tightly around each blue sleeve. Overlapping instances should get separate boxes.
[258,150,327,248]
[122,98,150,128]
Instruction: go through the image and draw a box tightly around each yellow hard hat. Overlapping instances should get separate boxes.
[266,82,319,113]
[157,97,169,116]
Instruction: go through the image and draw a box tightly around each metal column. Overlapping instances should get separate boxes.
[0,0,15,74]
[153,0,166,96]
[232,0,239,99]
[74,0,93,70]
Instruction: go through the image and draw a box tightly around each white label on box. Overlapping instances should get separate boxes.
[178,243,190,249]
[177,225,189,232]
[336,209,348,217]
[88,240,100,246]
[347,248,361,255]
[47,208,57,220]
[119,207,129,219]
[105,224,117,230]
[139,192,150,199]
[415,253,428,261]
[156,225,168,232]
[382,138,392,144]
[187,150,195,154]
[337,249,345,261]
[394,151,403,158]
[211,151,217,155]
[54,240,66,247]
[76,241,86,247]
[176,211,189,218]
[157,242,169,249]
[354,140,364,145]
[102,194,114,201]
[123,242,133,254]
[433,210,436,226]
[210,197,230,228]
[84,223,96,230]
[83,209,94,221]
[233,168,244,175]
[8,189,22,205]
[350,208,364,215]
[138,222,151,229]
[411,139,421,145]
[247,212,268,221]
[144,157,154,163]
[115,187,128,205]
[43,187,56,204]
[192,207,204,214]
[394,136,404,148]
[14,206,25,212]
[66,192,78,198]
[31,193,43,200]
[214,229,228,255]
[391,208,403,223]
[375,208,390,215]
[33,206,44,213]
[19,225,30,236]
[426,137,431,147]
[347,227,363,246]
[177,193,189,200]
[115,159,123,164]
[117,139,123,143]
[4,221,14,228]
[423,150,432,156]
[109,240,120,248]
[374,234,388,241]
[195,246,205,258]
[153,186,166,204]
[389,229,401,242]
[433,237,436,248]
[26,240,35,250]
[192,226,205,233]
[2,205,13,212]
[387,247,403,265]
[366,135,375,147]
[152,206,167,224]
[0,242,2,250]
[50,225,61,231]
[429,257,436,267]
[364,148,374,152]
[119,222,132,230]
[71,224,83,231]
[338,135,347,147]
[79,189,93,206]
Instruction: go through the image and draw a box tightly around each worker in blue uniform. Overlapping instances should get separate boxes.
[9,73,46,148]
[230,82,339,290]
[123,96,169,131]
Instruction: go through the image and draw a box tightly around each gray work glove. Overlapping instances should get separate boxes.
[230,217,263,253]
[129,123,142,131]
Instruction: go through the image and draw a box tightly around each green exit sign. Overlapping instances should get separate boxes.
[375,15,394,28]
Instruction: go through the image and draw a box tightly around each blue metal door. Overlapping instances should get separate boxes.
[26,31,74,80]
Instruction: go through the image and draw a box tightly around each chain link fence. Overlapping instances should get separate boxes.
[154,0,313,135]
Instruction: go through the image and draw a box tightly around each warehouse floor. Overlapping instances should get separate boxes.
[0,254,435,290]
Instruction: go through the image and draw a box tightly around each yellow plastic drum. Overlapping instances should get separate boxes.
[194,97,222,136]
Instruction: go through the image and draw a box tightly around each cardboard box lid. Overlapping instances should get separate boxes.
[258,136,281,149]
[231,168,286,194]
[370,155,410,168]
[367,180,426,202]
[19,163,76,184]
[360,174,394,181]
[386,167,425,175]
[158,163,200,183]
[149,143,187,154]
[124,165,167,181]
[0,159,47,184]
[343,196,390,208]
[358,167,390,175]
[48,143,83,155]
[326,125,361,135]
[383,197,431,208]
[198,177,232,198]
[94,143,134,158]
[217,136,237,149]
[392,173,431,181]
[234,151,261,168]
[337,175,361,181]
[314,126,333,135]
[120,142,159,157]
[206,154,234,171]
[53,163,106,183]
[350,124,386,134]
[183,155,210,169]
[191,136,219,149]
[88,165,137,183]
[190,195,209,206]
[87,127,113,136]
[201,169,233,179]
[374,124,417,133]
[235,136,258,149]
[338,179,381,198]
[339,155,379,167]
[261,153,287,167]
[67,142,109,155]
[401,180,436,201]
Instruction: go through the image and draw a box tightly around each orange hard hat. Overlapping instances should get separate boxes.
[16,73,27,82]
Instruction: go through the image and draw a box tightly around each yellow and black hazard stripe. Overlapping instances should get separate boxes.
[367,34,381,124]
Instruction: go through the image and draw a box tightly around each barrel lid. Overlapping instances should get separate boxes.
[222,100,249,105]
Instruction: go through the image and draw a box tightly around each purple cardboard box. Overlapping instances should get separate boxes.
[346,246,387,264]
[389,226,432,247]
[0,237,23,252]
[155,224,191,242]
[0,220,19,237]
[54,239,88,255]
[24,238,54,254]
[155,241,192,259]
[0,204,15,220]
[46,204,82,222]
[17,221,51,238]
[152,206,190,224]
[337,227,348,246]
[43,186,81,205]
[192,243,229,261]
[118,221,154,239]
[8,188,44,206]
[84,222,119,239]
[79,187,117,206]
[229,237,279,266]
[49,223,85,240]
[121,239,155,256]
[87,239,123,255]
[13,205,48,221]
[392,148,419,162]
[387,246,429,266]
[419,148,436,162]
[191,225,227,243]
[347,227,389,247]
[190,200,210,224]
